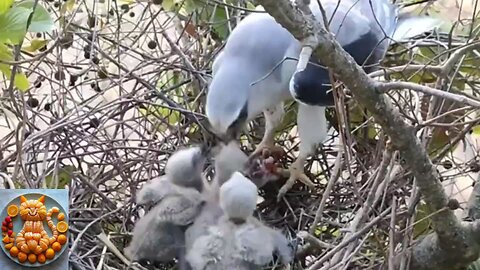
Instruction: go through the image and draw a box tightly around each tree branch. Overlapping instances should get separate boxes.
[257,0,480,269]
[376,81,480,108]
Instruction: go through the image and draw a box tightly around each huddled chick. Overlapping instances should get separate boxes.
[184,141,249,252]
[125,146,208,269]
[186,172,293,270]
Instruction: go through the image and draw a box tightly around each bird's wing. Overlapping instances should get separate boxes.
[310,0,371,47]
[125,210,181,262]
[153,188,205,225]
[234,222,275,265]
[186,226,226,270]
[212,50,224,76]
[184,201,223,251]
[392,13,443,41]
[135,176,178,205]
[270,229,294,264]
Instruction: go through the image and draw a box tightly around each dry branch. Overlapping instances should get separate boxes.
[257,0,480,269]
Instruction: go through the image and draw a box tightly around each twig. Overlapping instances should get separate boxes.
[306,207,391,270]
[297,231,335,249]
[309,152,343,234]
[376,81,480,108]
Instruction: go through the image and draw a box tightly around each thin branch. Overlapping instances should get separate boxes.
[376,81,480,108]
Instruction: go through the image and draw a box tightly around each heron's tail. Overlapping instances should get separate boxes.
[392,14,443,41]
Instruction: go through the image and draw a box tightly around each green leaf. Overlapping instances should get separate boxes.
[156,107,180,126]
[0,64,30,92]
[0,43,30,91]
[162,0,175,11]
[0,42,12,60]
[66,0,75,11]
[45,165,75,188]
[472,126,480,136]
[246,2,256,9]
[468,258,480,270]
[413,202,433,239]
[22,38,48,52]
[0,0,14,15]
[211,7,229,40]
[0,6,31,44]
[15,0,54,33]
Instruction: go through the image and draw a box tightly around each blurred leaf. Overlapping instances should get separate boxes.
[156,107,180,126]
[211,7,229,40]
[45,165,75,188]
[472,126,480,135]
[179,0,199,16]
[468,259,480,270]
[246,1,256,9]
[0,0,14,15]
[0,64,30,92]
[162,0,175,11]
[22,38,48,52]
[0,42,12,60]
[452,78,466,91]
[428,128,451,155]
[0,43,29,91]
[413,202,433,239]
[0,6,30,44]
[66,0,75,11]
[15,0,55,33]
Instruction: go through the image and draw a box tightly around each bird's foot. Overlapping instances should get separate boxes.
[277,161,315,201]
[249,142,285,162]
[249,140,275,160]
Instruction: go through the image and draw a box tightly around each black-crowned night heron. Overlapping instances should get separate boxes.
[205,0,440,200]
[186,172,293,269]
[125,146,208,268]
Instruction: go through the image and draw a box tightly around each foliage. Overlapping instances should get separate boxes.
[0,0,54,91]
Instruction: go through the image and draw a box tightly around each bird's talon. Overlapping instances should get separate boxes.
[277,164,315,200]
[298,173,315,188]
[249,142,274,160]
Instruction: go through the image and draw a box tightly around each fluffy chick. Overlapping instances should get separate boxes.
[136,145,206,206]
[186,172,293,270]
[125,145,208,268]
[184,141,248,253]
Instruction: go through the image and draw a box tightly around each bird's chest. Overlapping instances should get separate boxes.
[247,78,290,118]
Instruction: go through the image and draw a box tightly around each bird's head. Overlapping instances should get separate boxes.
[206,66,250,142]
[165,146,207,191]
[213,141,249,187]
[289,59,335,107]
[219,172,258,223]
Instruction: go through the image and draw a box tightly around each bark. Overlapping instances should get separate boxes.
[256,0,480,269]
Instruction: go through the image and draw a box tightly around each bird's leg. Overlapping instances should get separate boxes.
[277,150,314,200]
[277,104,328,201]
[250,102,285,158]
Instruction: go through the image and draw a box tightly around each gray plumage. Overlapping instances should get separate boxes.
[186,172,293,270]
[184,142,248,254]
[125,146,207,267]
[205,1,441,199]
[136,146,206,206]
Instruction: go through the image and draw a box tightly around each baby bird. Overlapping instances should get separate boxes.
[136,145,206,206]
[186,172,294,270]
[125,145,208,269]
[184,141,249,253]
